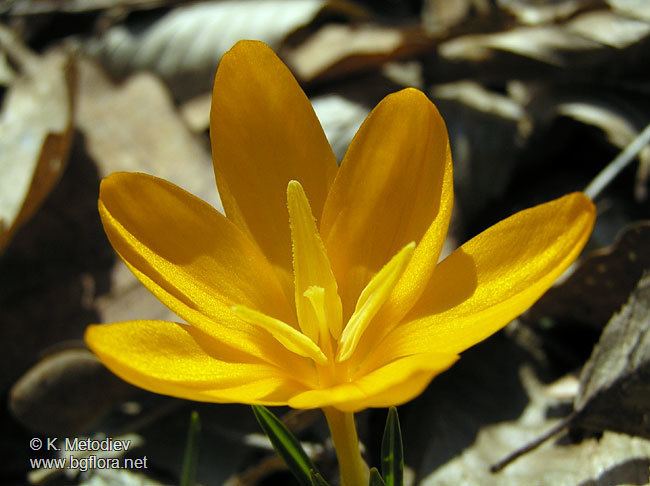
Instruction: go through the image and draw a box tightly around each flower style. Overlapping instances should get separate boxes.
[85,41,595,415]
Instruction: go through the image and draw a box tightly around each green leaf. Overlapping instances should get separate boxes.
[252,405,319,486]
[381,407,404,486]
[310,469,331,486]
[369,467,387,486]
[180,411,201,486]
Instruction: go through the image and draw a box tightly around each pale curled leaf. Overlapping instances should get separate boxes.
[422,0,476,35]
[566,10,650,49]
[557,102,649,152]
[439,25,601,65]
[607,0,650,21]
[433,81,523,121]
[436,6,650,75]
[497,0,594,25]
[0,34,75,252]
[284,23,434,83]
[86,0,362,99]
[573,272,650,439]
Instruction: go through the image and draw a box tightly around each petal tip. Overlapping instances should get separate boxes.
[287,179,302,192]
[229,39,271,53]
[98,173,119,195]
[386,87,429,105]
[563,192,597,228]
[399,86,426,97]
[84,324,102,352]
[286,180,310,209]
[221,40,275,70]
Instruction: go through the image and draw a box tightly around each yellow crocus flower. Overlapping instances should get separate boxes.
[85,41,595,485]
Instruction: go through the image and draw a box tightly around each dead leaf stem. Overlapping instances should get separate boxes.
[585,122,650,199]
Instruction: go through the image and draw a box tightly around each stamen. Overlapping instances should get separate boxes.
[231,305,328,364]
[287,180,343,341]
[303,286,328,341]
[337,242,416,362]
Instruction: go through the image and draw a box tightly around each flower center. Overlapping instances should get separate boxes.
[232,181,414,383]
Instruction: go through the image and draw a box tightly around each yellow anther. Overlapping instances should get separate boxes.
[337,242,416,362]
[232,305,328,364]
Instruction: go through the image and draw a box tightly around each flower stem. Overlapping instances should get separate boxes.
[323,407,368,486]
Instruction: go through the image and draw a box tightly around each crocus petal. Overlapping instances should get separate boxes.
[211,40,338,290]
[99,172,298,364]
[288,352,458,412]
[321,88,453,320]
[86,321,308,404]
[377,193,595,362]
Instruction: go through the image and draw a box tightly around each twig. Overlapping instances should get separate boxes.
[584,123,650,200]
[490,412,576,473]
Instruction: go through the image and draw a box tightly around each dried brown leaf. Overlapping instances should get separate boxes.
[76,56,217,204]
[573,271,650,439]
[426,428,650,485]
[76,56,220,324]
[0,29,75,252]
[422,368,650,485]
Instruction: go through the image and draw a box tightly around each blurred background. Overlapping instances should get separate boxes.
[1,0,649,484]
